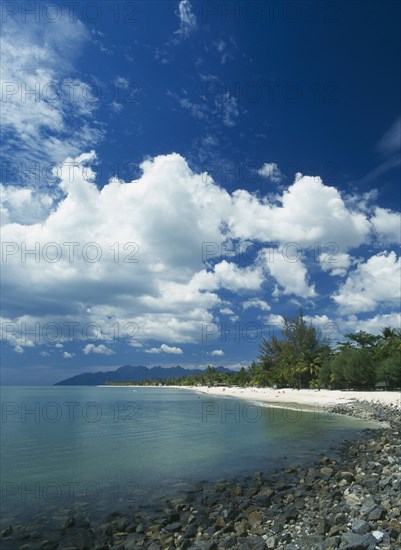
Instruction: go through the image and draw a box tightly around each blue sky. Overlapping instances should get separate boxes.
[1,0,400,384]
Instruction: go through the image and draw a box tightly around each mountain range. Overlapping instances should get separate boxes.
[54,365,232,385]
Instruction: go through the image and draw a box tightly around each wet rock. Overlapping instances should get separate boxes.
[1,526,13,538]
[164,521,182,532]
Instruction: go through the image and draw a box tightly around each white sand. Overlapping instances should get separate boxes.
[167,386,401,411]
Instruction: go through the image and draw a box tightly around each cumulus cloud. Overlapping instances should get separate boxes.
[63,352,75,359]
[145,344,183,354]
[340,312,401,336]
[210,349,224,356]
[333,251,401,314]
[83,344,115,355]
[1,151,399,353]
[0,184,54,225]
[228,175,371,250]
[257,163,283,183]
[371,207,401,244]
[319,251,352,277]
[242,298,271,311]
[260,247,316,298]
[220,307,235,315]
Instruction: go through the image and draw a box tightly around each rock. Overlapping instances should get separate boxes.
[187,542,217,550]
[320,467,334,477]
[283,506,298,521]
[371,530,384,542]
[64,517,76,529]
[345,493,361,509]
[317,517,330,535]
[234,520,248,536]
[334,512,347,525]
[368,507,385,521]
[247,511,262,525]
[183,524,197,538]
[264,535,276,549]
[123,533,147,549]
[351,519,369,535]
[164,521,182,532]
[336,471,355,483]
[230,485,243,497]
[1,526,13,537]
[388,518,401,537]
[342,531,377,549]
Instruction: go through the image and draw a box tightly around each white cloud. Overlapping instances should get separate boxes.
[264,314,285,327]
[257,163,283,183]
[340,312,401,336]
[228,175,371,251]
[210,349,224,356]
[145,344,183,354]
[371,207,400,244]
[242,298,271,311]
[220,307,234,315]
[0,16,103,170]
[0,184,54,225]
[1,151,399,353]
[83,344,115,355]
[319,252,352,277]
[63,352,75,359]
[175,0,197,38]
[161,344,183,354]
[192,260,264,292]
[333,251,401,313]
[260,248,316,298]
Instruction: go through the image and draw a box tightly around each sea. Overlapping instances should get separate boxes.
[0,386,379,529]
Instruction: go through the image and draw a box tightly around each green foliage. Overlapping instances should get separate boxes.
[258,309,331,389]
[376,354,401,387]
[107,316,400,391]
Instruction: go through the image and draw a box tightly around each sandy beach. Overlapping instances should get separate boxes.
[167,386,401,411]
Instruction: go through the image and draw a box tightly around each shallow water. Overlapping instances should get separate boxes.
[0,386,379,528]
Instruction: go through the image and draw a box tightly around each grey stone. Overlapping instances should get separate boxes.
[165,521,182,532]
[368,507,385,521]
[351,519,369,535]
[342,531,377,549]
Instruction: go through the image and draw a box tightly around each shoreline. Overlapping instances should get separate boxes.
[2,399,400,549]
[163,386,401,411]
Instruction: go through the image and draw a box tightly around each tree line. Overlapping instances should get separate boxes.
[110,311,400,390]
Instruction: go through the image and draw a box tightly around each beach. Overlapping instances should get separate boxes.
[168,386,401,411]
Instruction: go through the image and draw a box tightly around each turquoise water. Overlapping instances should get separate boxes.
[0,386,377,528]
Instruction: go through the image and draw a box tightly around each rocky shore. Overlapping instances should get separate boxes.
[2,400,400,550]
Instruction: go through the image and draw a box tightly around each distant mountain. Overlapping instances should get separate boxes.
[54,365,232,386]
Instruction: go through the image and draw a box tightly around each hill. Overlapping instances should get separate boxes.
[54,365,232,385]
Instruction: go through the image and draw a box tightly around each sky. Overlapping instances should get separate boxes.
[1,0,400,385]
